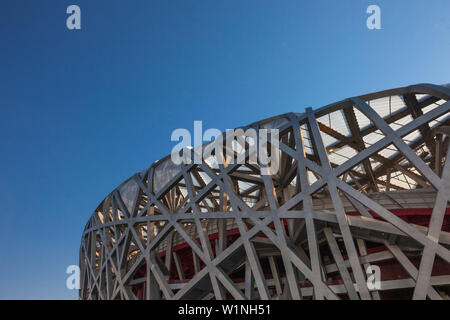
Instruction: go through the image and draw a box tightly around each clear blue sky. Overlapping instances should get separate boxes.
[0,0,449,299]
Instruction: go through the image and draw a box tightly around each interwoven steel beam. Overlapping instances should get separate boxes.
[80,83,450,300]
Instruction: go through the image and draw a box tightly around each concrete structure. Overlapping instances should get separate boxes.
[80,83,450,300]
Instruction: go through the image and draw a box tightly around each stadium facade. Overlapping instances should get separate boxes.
[79,83,450,300]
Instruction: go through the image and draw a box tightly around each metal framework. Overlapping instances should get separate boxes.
[80,83,450,300]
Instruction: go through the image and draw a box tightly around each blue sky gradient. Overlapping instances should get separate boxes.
[0,0,449,299]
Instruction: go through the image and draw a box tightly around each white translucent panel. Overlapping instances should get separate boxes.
[119,178,139,215]
[403,129,421,143]
[191,174,201,187]
[307,170,318,184]
[425,114,448,130]
[434,113,450,124]
[422,103,440,114]
[238,180,252,192]
[244,199,256,207]
[320,131,339,148]
[302,136,312,149]
[198,171,212,185]
[152,158,182,194]
[316,114,330,126]
[420,99,447,115]
[344,175,354,184]
[179,187,187,197]
[326,110,351,137]
[300,123,309,131]
[404,175,417,188]
[328,146,357,165]
[115,207,126,220]
[410,167,421,176]
[204,154,219,169]
[236,165,252,172]
[362,130,384,146]
[204,198,214,208]
[367,95,405,120]
[290,176,297,187]
[396,181,410,189]
[390,176,410,189]
[416,94,429,102]
[338,146,358,158]
[304,145,313,155]
[303,138,312,148]
[429,120,440,128]
[389,95,406,114]
[328,152,345,165]
[353,107,372,130]
[378,145,398,159]
[394,115,414,126]
[389,122,403,131]
[300,125,312,148]
[368,97,391,118]
[391,171,406,181]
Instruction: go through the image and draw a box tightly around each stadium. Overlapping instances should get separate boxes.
[80,83,450,300]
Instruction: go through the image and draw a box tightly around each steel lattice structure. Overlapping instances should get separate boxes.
[80,83,450,300]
